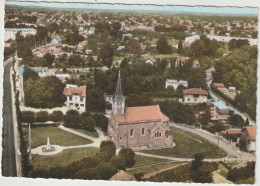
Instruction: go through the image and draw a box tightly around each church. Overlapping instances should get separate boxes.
[107,72,173,150]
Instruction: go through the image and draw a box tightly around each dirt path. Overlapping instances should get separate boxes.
[212,171,233,184]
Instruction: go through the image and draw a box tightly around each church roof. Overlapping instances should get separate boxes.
[114,71,124,102]
[117,105,169,125]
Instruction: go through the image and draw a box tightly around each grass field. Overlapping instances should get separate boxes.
[70,128,99,138]
[140,128,226,159]
[127,155,182,175]
[31,147,99,170]
[23,126,93,148]
[147,38,179,46]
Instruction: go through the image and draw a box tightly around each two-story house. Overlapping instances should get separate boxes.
[63,84,86,111]
[183,88,208,105]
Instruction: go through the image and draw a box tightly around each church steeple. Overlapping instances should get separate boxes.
[113,71,125,115]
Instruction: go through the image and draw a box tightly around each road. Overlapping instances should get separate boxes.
[205,68,256,126]
[2,60,17,176]
[170,123,255,160]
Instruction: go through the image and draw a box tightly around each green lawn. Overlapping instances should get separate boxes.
[147,38,179,46]
[70,128,99,138]
[31,147,99,170]
[23,126,93,148]
[143,53,180,60]
[140,128,226,158]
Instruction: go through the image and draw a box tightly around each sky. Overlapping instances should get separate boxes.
[5,1,258,15]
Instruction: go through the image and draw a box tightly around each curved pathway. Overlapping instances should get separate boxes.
[31,126,107,156]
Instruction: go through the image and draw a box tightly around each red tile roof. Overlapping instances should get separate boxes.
[245,126,256,141]
[176,57,190,63]
[226,129,242,135]
[193,60,200,65]
[214,83,225,88]
[183,88,208,95]
[63,85,86,97]
[117,105,169,125]
[141,45,147,50]
[150,57,156,63]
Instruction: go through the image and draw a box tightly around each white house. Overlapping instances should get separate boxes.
[183,35,200,47]
[63,84,86,111]
[4,28,37,41]
[165,79,188,90]
[88,27,95,35]
[183,88,208,105]
[55,74,71,82]
[145,57,156,65]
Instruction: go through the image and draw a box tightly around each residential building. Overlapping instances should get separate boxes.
[165,79,188,90]
[192,60,200,68]
[175,57,190,67]
[107,72,173,150]
[63,84,86,111]
[4,28,37,41]
[225,129,242,141]
[213,83,225,90]
[145,57,156,65]
[88,27,95,35]
[183,88,208,104]
[117,46,125,51]
[183,35,200,47]
[55,74,71,82]
[210,101,229,124]
[241,126,256,151]
[122,33,133,41]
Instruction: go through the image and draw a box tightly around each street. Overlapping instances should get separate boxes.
[205,68,256,126]
[2,60,17,176]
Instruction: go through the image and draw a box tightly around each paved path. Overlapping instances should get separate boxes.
[31,126,107,156]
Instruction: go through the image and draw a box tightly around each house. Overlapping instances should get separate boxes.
[225,129,242,140]
[175,57,190,67]
[241,126,256,151]
[210,102,229,124]
[109,170,136,181]
[141,45,147,50]
[55,74,71,82]
[145,58,156,65]
[63,84,86,111]
[192,60,200,68]
[107,72,173,150]
[76,40,88,52]
[213,83,226,90]
[122,33,133,41]
[165,79,188,90]
[88,27,95,35]
[183,88,208,105]
[117,46,125,51]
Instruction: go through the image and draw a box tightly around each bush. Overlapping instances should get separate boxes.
[73,168,100,180]
[92,113,108,131]
[109,156,126,170]
[35,111,49,123]
[227,162,255,182]
[96,162,117,180]
[191,153,204,171]
[50,111,63,123]
[99,140,116,161]
[119,148,135,168]
[21,111,35,124]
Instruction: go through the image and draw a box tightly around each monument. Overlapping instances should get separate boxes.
[42,137,55,152]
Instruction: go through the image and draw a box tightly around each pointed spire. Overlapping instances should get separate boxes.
[114,71,124,102]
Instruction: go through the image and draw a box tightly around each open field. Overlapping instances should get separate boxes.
[127,155,182,175]
[23,126,93,148]
[31,147,99,170]
[69,128,99,138]
[140,128,226,158]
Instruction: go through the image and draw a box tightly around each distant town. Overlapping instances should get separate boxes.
[2,2,257,184]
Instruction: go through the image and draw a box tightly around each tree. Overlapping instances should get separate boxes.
[73,168,100,180]
[50,111,63,124]
[63,110,79,127]
[191,169,213,183]
[82,116,96,131]
[229,39,249,50]
[239,138,247,151]
[86,89,106,112]
[157,36,172,54]
[229,113,245,127]
[96,162,117,180]
[35,111,49,124]
[21,111,35,124]
[125,94,154,107]
[92,113,109,131]
[43,53,55,67]
[125,39,140,54]
[245,118,249,126]
[99,43,114,67]
[177,40,183,54]
[23,67,39,82]
[191,153,204,171]
[109,156,126,170]
[119,148,135,168]
[68,54,84,67]
[99,140,116,161]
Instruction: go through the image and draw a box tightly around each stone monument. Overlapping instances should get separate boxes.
[42,137,55,152]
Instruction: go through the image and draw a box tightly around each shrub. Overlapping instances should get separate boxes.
[119,148,135,168]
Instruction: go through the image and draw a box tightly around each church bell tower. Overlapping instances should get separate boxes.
[113,71,125,115]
